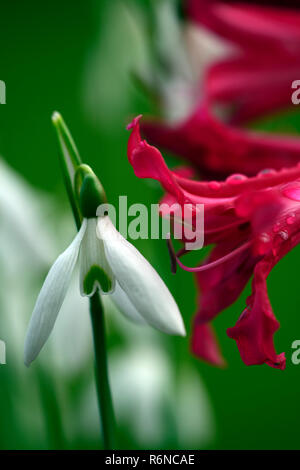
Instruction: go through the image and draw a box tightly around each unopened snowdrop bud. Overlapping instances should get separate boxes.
[75,164,107,218]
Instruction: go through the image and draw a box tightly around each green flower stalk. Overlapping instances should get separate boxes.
[24,112,185,449]
[26,112,117,449]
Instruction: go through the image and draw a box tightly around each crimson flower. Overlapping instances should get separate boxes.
[127,115,300,370]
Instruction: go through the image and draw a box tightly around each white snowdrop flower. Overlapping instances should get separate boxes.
[24,169,185,366]
[97,215,185,336]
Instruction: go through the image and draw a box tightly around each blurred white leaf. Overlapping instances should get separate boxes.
[0,159,57,271]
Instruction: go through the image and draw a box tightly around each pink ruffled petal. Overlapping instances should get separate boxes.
[192,322,226,367]
[227,258,286,370]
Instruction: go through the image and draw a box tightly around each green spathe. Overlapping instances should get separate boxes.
[75,164,107,218]
[52,111,82,229]
[52,111,81,168]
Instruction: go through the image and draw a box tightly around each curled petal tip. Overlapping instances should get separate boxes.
[126,114,143,131]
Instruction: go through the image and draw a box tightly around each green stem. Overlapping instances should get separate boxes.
[37,367,66,449]
[89,293,116,449]
[52,111,117,449]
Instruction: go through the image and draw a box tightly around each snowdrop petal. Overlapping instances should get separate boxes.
[110,282,146,325]
[79,218,115,296]
[24,220,87,366]
[97,216,186,336]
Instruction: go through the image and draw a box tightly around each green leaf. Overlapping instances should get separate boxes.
[52,111,82,229]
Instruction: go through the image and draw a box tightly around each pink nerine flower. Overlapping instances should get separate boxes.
[127,115,300,370]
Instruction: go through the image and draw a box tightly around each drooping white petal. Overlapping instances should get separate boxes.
[110,282,146,325]
[24,219,87,366]
[79,218,115,296]
[97,216,186,336]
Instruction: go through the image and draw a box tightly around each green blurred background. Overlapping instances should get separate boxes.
[1,0,300,450]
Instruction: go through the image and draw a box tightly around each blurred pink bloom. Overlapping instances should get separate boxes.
[188,0,300,123]
[141,1,300,179]
[142,105,300,180]
[188,0,300,54]
[127,116,300,370]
